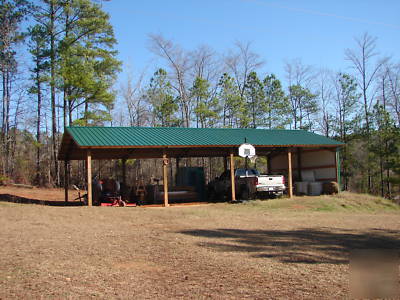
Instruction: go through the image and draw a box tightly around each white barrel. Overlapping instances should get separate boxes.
[308,182,323,196]
[295,182,308,195]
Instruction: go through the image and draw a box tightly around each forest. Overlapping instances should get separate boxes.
[1,0,399,198]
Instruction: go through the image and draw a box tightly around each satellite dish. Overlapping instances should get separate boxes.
[238,143,256,158]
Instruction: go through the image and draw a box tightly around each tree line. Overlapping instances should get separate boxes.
[1,1,399,198]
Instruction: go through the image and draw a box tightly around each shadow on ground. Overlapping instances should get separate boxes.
[179,228,400,264]
[0,193,84,206]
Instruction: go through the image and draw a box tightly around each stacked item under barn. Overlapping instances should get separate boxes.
[295,170,322,196]
[294,170,338,196]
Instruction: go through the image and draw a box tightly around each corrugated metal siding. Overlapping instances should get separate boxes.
[66,126,343,147]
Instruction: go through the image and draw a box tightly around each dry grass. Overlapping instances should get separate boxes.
[0,187,399,299]
[244,191,400,212]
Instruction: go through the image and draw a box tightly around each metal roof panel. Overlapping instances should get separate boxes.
[64,126,343,147]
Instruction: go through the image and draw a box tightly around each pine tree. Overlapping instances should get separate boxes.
[0,0,30,176]
[217,73,242,128]
[333,73,360,190]
[244,71,263,128]
[262,74,289,129]
[28,24,49,185]
[58,0,121,126]
[191,77,220,128]
[371,104,400,197]
[146,69,178,127]
[288,85,317,130]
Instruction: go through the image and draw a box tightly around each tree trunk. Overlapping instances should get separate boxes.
[1,71,7,176]
[36,63,42,186]
[50,1,59,186]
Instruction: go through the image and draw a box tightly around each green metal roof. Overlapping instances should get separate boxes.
[65,126,343,147]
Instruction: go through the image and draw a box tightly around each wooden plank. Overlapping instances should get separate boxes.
[163,152,169,207]
[86,150,92,206]
[230,152,236,201]
[287,149,293,198]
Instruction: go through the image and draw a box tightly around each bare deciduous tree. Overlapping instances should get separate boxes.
[284,58,315,88]
[345,32,388,192]
[190,45,220,83]
[224,41,264,101]
[148,34,192,127]
[121,70,148,127]
[384,63,400,126]
[316,69,334,137]
[345,32,388,132]
[284,59,316,130]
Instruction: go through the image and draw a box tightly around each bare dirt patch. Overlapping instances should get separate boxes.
[0,188,399,299]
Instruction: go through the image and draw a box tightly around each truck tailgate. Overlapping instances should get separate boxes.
[257,175,284,185]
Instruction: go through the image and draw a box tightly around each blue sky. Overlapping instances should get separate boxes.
[102,0,400,84]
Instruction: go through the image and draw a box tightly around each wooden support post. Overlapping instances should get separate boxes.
[86,150,92,206]
[335,148,341,191]
[122,158,127,186]
[230,151,236,201]
[163,151,169,207]
[287,149,293,198]
[64,160,69,203]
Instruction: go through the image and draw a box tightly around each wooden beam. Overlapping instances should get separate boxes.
[230,151,236,201]
[64,160,69,202]
[86,150,92,206]
[287,149,293,198]
[163,151,169,207]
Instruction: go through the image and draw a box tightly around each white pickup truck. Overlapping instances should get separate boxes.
[208,168,285,200]
[256,173,286,198]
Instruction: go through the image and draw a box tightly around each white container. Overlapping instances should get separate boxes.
[308,182,323,196]
[295,182,308,195]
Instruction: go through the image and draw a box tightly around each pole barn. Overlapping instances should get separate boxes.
[58,127,343,206]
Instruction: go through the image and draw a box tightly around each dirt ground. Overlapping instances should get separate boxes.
[0,186,82,203]
[0,187,399,299]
